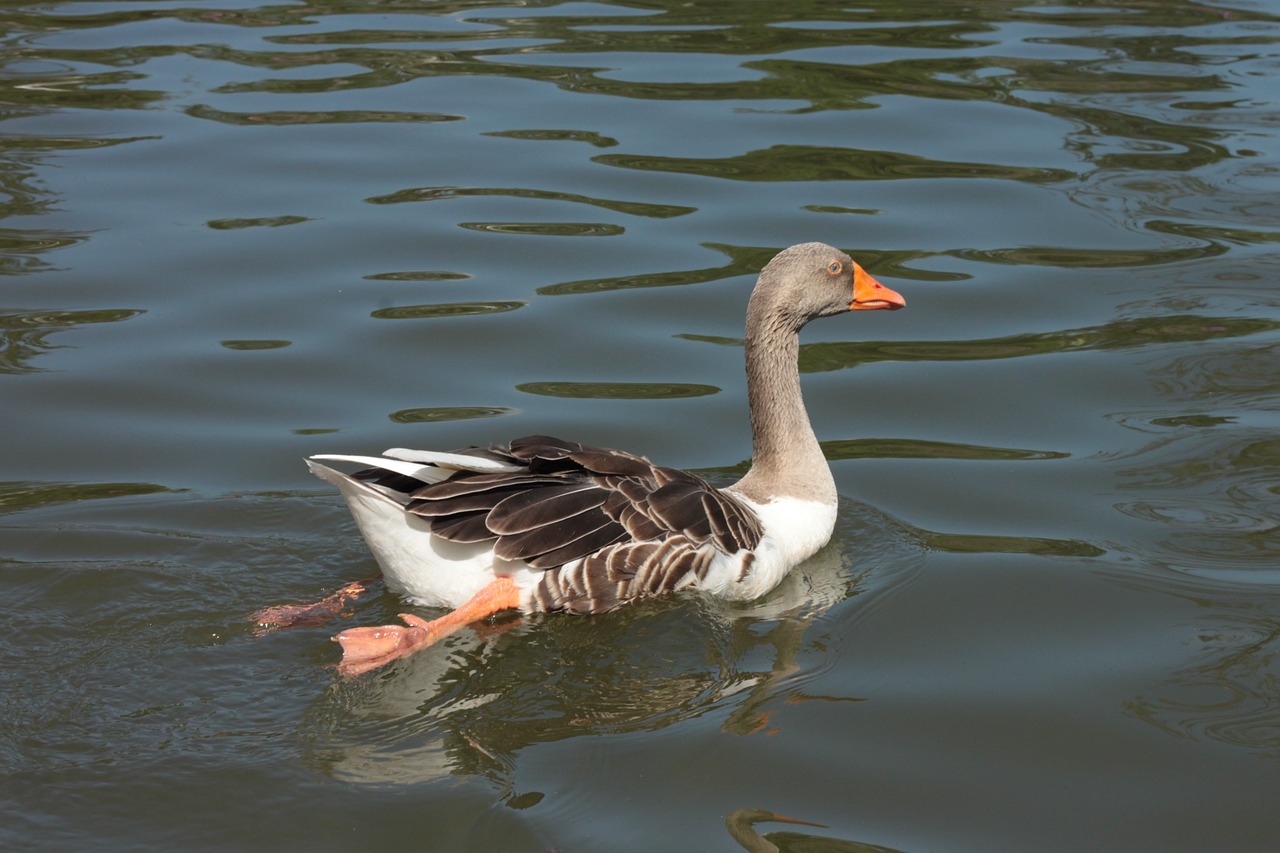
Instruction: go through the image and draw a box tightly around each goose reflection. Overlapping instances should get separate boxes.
[726,807,909,853]
[296,510,898,786]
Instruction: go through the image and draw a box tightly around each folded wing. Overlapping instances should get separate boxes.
[395,435,764,610]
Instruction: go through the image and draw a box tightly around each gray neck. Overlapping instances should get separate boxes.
[731,297,836,505]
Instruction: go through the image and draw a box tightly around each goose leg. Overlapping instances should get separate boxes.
[251,578,377,634]
[333,577,520,676]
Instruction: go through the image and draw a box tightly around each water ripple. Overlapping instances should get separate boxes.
[0,308,144,375]
[367,185,694,218]
[458,221,624,237]
[370,301,525,319]
[187,105,465,126]
[483,128,618,147]
[822,437,1068,462]
[388,406,516,424]
[593,145,1075,183]
[516,381,720,400]
[4,0,1280,846]
[1126,606,1280,759]
[206,215,311,230]
[0,481,175,514]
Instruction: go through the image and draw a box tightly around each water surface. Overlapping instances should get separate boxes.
[3,1,1280,850]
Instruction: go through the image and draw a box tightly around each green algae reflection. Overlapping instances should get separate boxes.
[516,381,720,400]
[0,308,144,374]
[371,301,524,320]
[0,481,176,514]
[389,406,516,424]
[220,340,291,351]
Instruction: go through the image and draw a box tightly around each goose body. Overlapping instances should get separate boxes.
[264,242,904,674]
[307,436,838,613]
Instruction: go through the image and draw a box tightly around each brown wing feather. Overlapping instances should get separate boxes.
[611,495,666,541]
[386,436,763,602]
[487,483,608,534]
[407,481,550,517]
[564,448,656,478]
[429,511,495,543]
[410,471,561,502]
[646,480,713,540]
[505,515,629,569]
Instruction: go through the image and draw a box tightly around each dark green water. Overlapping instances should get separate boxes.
[3,1,1279,850]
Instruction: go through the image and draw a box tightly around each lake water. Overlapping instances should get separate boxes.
[3,1,1280,850]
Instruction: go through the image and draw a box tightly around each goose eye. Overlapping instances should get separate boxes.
[826,261,843,276]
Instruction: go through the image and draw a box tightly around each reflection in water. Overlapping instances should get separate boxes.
[910,527,1104,559]
[515,380,720,399]
[1,68,163,111]
[205,215,311,230]
[0,136,100,275]
[800,314,1279,373]
[539,254,745,296]
[0,480,174,514]
[1115,446,1278,564]
[0,228,88,274]
[0,123,141,376]
[1123,580,1280,760]
[369,301,524,319]
[388,405,516,424]
[367,184,694,218]
[457,220,624,236]
[483,128,619,147]
[1109,331,1280,573]
[220,339,291,351]
[298,502,909,787]
[0,308,144,374]
[822,437,1067,462]
[594,144,1073,183]
[4,0,1280,847]
[1105,293,1280,756]
[952,242,1224,267]
[363,270,471,282]
[538,241,900,297]
[186,104,465,126]
[726,807,909,853]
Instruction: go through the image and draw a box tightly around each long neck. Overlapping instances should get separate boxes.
[732,298,836,505]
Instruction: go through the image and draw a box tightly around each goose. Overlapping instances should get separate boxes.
[255,243,904,675]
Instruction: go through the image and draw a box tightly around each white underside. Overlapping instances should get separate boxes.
[696,491,838,600]
[308,459,541,609]
[309,458,837,611]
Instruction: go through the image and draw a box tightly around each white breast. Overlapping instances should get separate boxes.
[696,494,838,601]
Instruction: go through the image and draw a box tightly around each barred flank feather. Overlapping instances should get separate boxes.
[530,538,717,614]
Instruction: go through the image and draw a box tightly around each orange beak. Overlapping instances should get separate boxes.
[849,264,905,311]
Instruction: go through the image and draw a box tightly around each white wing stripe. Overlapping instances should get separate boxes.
[383,447,524,472]
[309,454,452,483]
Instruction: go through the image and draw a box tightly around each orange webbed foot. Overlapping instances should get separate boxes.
[332,613,438,676]
[331,577,521,676]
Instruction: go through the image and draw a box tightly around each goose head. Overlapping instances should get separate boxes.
[750,242,905,330]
